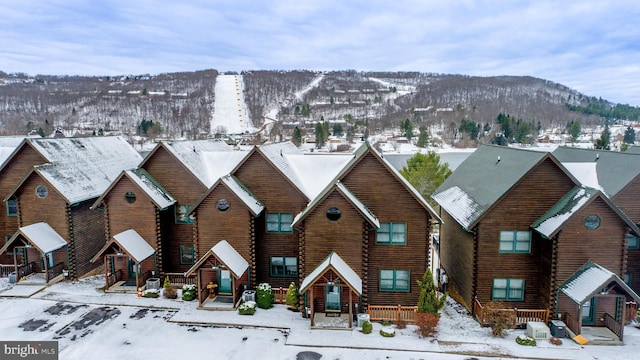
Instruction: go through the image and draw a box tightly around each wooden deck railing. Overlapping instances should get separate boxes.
[273,287,287,304]
[473,298,549,327]
[603,313,622,340]
[0,264,15,277]
[368,305,418,323]
[46,262,64,282]
[563,312,580,336]
[17,262,36,279]
[164,273,196,287]
[106,270,123,288]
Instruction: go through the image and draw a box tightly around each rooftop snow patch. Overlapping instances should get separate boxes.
[111,229,155,263]
[1,222,67,254]
[532,186,595,238]
[432,186,480,230]
[300,252,362,294]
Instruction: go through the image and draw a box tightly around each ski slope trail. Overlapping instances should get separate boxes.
[210,74,255,135]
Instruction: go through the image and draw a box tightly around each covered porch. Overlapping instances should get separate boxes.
[0,222,68,285]
[184,240,249,310]
[300,252,362,329]
[90,229,157,294]
[557,261,640,344]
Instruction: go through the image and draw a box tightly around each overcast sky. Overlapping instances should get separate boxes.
[2,1,639,105]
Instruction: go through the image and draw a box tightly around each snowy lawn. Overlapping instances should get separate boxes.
[1,276,639,360]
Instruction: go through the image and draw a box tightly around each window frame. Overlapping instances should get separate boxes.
[175,204,194,224]
[265,212,293,233]
[499,230,531,254]
[379,269,410,292]
[269,256,298,277]
[6,199,17,217]
[376,222,407,245]
[492,278,525,301]
[179,245,195,265]
[626,233,640,250]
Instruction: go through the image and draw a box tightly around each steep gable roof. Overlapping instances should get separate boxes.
[559,261,640,305]
[0,136,28,167]
[335,142,441,222]
[292,181,379,228]
[91,169,175,210]
[190,174,264,217]
[532,186,640,239]
[0,222,67,255]
[140,139,233,187]
[256,141,307,196]
[432,145,577,230]
[552,146,640,197]
[184,240,249,279]
[300,252,362,294]
[90,229,155,263]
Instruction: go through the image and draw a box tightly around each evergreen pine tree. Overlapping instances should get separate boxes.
[595,121,611,150]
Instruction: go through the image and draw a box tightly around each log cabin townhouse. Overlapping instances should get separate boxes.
[0,136,142,282]
[432,145,640,341]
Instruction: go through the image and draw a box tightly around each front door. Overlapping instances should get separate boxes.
[219,270,232,294]
[325,285,341,312]
[41,252,54,269]
[582,297,596,325]
[128,258,136,279]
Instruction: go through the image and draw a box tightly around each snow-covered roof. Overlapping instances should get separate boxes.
[532,186,595,238]
[559,262,640,305]
[562,162,603,193]
[90,229,155,263]
[185,240,249,279]
[202,150,250,187]
[0,136,27,167]
[292,181,379,228]
[286,153,352,199]
[258,142,307,197]
[221,175,264,216]
[126,169,175,209]
[0,222,67,255]
[433,145,570,230]
[300,252,362,295]
[157,139,233,186]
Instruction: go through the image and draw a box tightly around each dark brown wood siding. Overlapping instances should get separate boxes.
[69,199,105,277]
[341,152,431,307]
[613,180,640,294]
[474,157,575,309]
[195,183,253,285]
[439,210,476,310]
[18,174,70,240]
[0,144,47,262]
[233,151,307,289]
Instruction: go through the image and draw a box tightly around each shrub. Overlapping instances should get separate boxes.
[256,283,274,309]
[238,301,257,315]
[163,276,171,289]
[285,282,299,310]
[484,301,515,337]
[515,335,536,346]
[361,321,373,334]
[415,312,439,338]
[163,287,177,299]
[182,284,196,301]
[395,318,407,329]
[380,326,396,337]
[142,289,159,298]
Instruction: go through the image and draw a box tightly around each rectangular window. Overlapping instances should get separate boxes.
[265,213,293,233]
[175,204,194,224]
[6,199,17,216]
[270,256,297,277]
[179,245,194,265]
[626,233,639,249]
[492,278,525,301]
[499,231,531,253]
[624,273,632,285]
[376,222,407,244]
[379,269,410,292]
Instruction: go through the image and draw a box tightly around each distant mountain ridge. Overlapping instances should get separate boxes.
[0,69,631,145]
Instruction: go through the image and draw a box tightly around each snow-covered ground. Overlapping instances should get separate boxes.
[210,75,255,135]
[1,276,639,360]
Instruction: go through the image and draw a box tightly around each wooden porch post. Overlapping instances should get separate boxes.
[310,286,315,327]
[135,260,140,290]
[197,269,202,307]
[13,250,18,280]
[104,255,109,290]
[44,251,49,283]
[349,289,353,329]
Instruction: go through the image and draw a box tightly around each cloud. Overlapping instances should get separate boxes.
[1,0,639,105]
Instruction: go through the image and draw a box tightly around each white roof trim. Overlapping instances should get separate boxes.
[112,229,155,263]
[212,240,249,278]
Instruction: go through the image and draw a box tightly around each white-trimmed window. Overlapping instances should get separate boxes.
[499,230,531,253]
[492,278,525,301]
[376,222,407,244]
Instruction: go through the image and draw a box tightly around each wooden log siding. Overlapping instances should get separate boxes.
[194,184,253,278]
[233,151,308,288]
[0,144,47,244]
[339,152,432,307]
[439,210,475,309]
[473,158,577,309]
[69,199,105,277]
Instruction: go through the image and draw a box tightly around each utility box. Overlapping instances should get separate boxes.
[8,272,16,284]
[526,321,550,340]
[146,278,161,290]
[549,320,566,338]
[242,290,256,302]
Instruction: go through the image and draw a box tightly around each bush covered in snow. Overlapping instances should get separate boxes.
[238,301,257,315]
[142,289,159,298]
[516,335,536,346]
[380,326,396,337]
[257,283,274,309]
[182,284,196,301]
